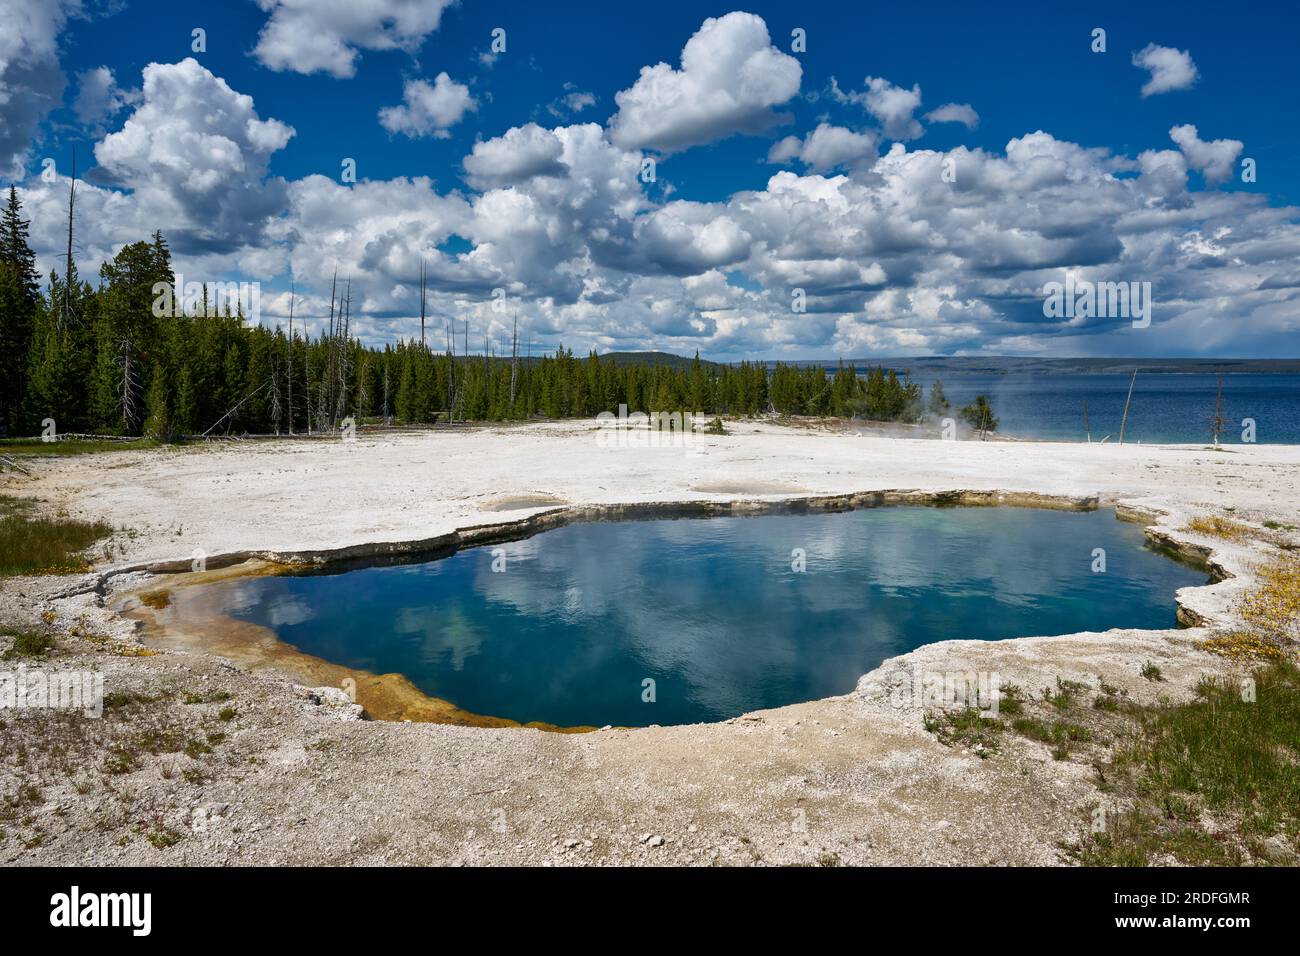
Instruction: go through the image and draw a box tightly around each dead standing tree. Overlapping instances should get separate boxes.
[61,149,79,333]
[1211,372,1226,446]
[510,313,519,408]
[1118,369,1138,446]
[286,283,295,435]
[333,280,352,427]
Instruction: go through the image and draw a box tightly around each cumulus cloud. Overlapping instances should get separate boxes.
[252,0,457,78]
[638,202,752,275]
[832,75,924,141]
[378,73,475,138]
[608,12,801,153]
[1169,124,1243,185]
[93,58,295,253]
[73,66,139,131]
[462,123,568,187]
[924,102,979,129]
[766,123,877,171]
[1132,43,1199,97]
[861,77,924,140]
[0,0,80,178]
[6,16,1295,361]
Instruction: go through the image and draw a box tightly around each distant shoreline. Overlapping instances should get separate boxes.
[765,357,1300,374]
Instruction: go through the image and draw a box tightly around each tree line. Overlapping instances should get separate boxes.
[0,187,997,439]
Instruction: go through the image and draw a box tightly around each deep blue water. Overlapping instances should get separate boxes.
[913,372,1300,444]
[209,507,1206,727]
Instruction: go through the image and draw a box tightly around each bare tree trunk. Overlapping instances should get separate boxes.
[269,351,282,435]
[286,284,295,435]
[1118,369,1137,446]
[445,321,455,423]
[382,362,390,425]
[119,334,139,433]
[334,281,351,424]
[510,313,518,407]
[1211,372,1225,445]
[326,271,337,429]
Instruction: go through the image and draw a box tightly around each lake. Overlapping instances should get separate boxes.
[898,370,1300,444]
[201,506,1207,727]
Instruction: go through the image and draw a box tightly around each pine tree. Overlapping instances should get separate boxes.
[0,186,40,431]
[959,395,999,439]
[927,380,950,418]
[143,364,172,440]
[174,366,196,435]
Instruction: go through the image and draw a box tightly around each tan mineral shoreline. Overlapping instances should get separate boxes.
[3,419,1298,865]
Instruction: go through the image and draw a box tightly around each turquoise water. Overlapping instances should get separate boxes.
[210,507,1205,727]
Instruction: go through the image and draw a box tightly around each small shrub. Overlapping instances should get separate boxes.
[182,689,232,705]
[1,631,54,660]
[924,708,1004,757]
[1185,515,1252,542]
[102,748,138,776]
[1042,676,1088,709]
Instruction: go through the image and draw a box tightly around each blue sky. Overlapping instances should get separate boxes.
[5,0,1299,358]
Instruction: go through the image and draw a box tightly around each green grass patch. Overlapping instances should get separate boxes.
[1073,810,1243,866]
[1011,716,1092,760]
[996,682,1026,716]
[102,690,169,710]
[0,496,113,576]
[181,689,231,705]
[1,630,55,660]
[0,437,158,457]
[923,708,1004,757]
[1042,676,1089,709]
[1072,658,1300,865]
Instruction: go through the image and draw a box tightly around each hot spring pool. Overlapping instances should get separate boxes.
[198,506,1205,727]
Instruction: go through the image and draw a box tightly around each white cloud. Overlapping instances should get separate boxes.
[7,38,1296,360]
[861,77,924,141]
[0,0,81,178]
[924,102,979,129]
[608,12,801,153]
[638,202,752,275]
[1169,124,1243,185]
[547,88,597,119]
[1132,43,1199,97]
[378,73,475,138]
[462,123,567,187]
[252,0,457,78]
[73,66,139,131]
[832,75,924,141]
[766,123,877,171]
[93,58,295,253]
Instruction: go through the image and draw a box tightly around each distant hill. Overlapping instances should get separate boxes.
[600,351,723,371]
[776,357,1300,374]
[603,352,1300,374]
